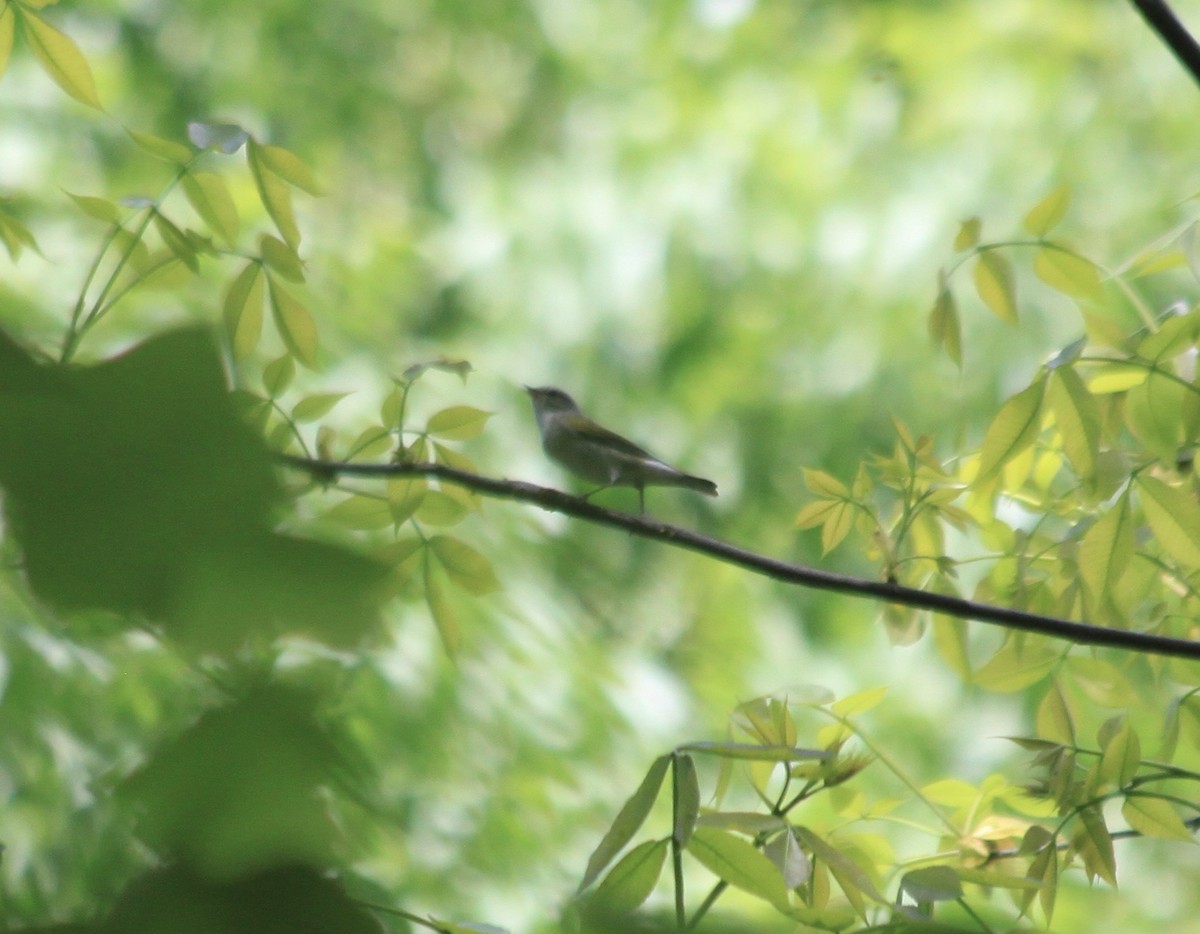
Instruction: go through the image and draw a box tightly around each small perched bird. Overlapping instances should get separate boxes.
[524,385,718,513]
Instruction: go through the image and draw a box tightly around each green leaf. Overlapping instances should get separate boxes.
[127,128,193,164]
[764,828,811,889]
[186,120,249,154]
[953,217,981,251]
[672,754,700,847]
[347,426,394,461]
[223,262,265,360]
[291,392,350,423]
[928,284,962,367]
[0,209,38,260]
[1079,493,1133,606]
[0,4,14,79]
[1099,720,1140,788]
[1076,805,1117,886]
[973,640,1057,692]
[696,812,787,835]
[590,839,668,916]
[19,8,103,110]
[429,535,501,595]
[262,354,295,398]
[182,171,239,245]
[802,468,848,498]
[1047,366,1099,479]
[387,477,427,524]
[973,251,1018,324]
[415,490,469,526]
[64,190,119,223]
[1121,795,1196,841]
[153,212,198,272]
[1034,247,1103,300]
[1026,839,1058,921]
[676,741,827,762]
[975,378,1045,483]
[268,277,319,367]
[1036,682,1075,746]
[831,686,888,717]
[260,234,306,282]
[426,405,493,440]
[249,139,301,248]
[323,495,393,531]
[253,142,325,196]
[900,865,962,903]
[687,827,791,912]
[1138,476,1200,570]
[793,826,886,909]
[579,755,671,892]
[424,557,460,656]
[1022,185,1070,237]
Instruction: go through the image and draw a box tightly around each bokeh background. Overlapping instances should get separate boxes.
[4,0,1200,929]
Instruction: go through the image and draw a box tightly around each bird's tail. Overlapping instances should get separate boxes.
[673,472,718,497]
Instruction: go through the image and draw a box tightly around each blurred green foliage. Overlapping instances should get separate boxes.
[5,0,1200,931]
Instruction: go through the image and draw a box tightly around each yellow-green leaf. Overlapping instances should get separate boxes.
[590,839,668,916]
[262,354,294,398]
[291,392,350,423]
[1138,476,1200,570]
[153,213,198,272]
[424,558,460,656]
[976,379,1045,483]
[687,827,791,912]
[973,251,1018,324]
[1076,806,1117,886]
[974,640,1056,692]
[387,477,427,524]
[19,8,103,110]
[253,143,324,196]
[1034,247,1102,300]
[928,286,962,367]
[579,755,671,892]
[1047,366,1099,478]
[268,277,318,366]
[429,535,500,595]
[323,495,393,531]
[249,139,301,248]
[1078,494,1133,606]
[793,826,886,910]
[820,500,854,554]
[1036,682,1074,746]
[1099,720,1140,788]
[1022,185,1070,237]
[415,490,469,526]
[953,217,981,251]
[182,171,239,245]
[223,262,264,359]
[127,128,193,164]
[259,234,305,282]
[426,405,493,441]
[65,191,118,224]
[802,468,848,498]
[0,4,15,79]
[1122,796,1196,841]
[831,686,888,717]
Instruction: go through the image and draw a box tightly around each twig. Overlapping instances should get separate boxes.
[1129,0,1200,87]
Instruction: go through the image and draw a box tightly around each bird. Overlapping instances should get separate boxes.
[524,385,718,514]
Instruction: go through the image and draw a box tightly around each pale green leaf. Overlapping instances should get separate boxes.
[253,142,325,196]
[802,468,848,498]
[696,812,787,834]
[1034,247,1103,300]
[268,277,318,366]
[1076,805,1117,886]
[1138,476,1200,569]
[127,128,193,164]
[900,865,962,903]
[424,558,460,656]
[928,285,962,367]
[347,426,394,461]
[793,826,886,908]
[426,405,493,441]
[590,839,668,916]
[249,139,301,248]
[1022,186,1070,237]
[1035,682,1074,746]
[579,755,671,892]
[687,827,791,912]
[323,495,393,531]
[0,5,14,79]
[1047,366,1099,478]
[19,8,103,109]
[1079,494,1133,605]
[182,171,239,245]
[259,234,306,282]
[677,741,827,762]
[291,392,350,423]
[820,500,855,554]
[976,379,1045,482]
[153,213,198,272]
[830,686,888,718]
[429,535,501,595]
[673,755,700,847]
[222,261,265,360]
[64,191,118,223]
[1099,720,1140,788]
[953,217,981,251]
[973,640,1057,692]
[1137,310,1200,361]
[1122,796,1196,841]
[415,490,468,526]
[973,251,1018,324]
[262,354,295,398]
[387,477,427,524]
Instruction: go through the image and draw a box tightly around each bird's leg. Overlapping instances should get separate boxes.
[636,484,645,516]
[580,484,612,501]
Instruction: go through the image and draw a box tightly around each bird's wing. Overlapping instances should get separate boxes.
[563,414,658,460]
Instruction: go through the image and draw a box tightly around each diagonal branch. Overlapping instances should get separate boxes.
[1130,0,1200,87]
[282,455,1200,661]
